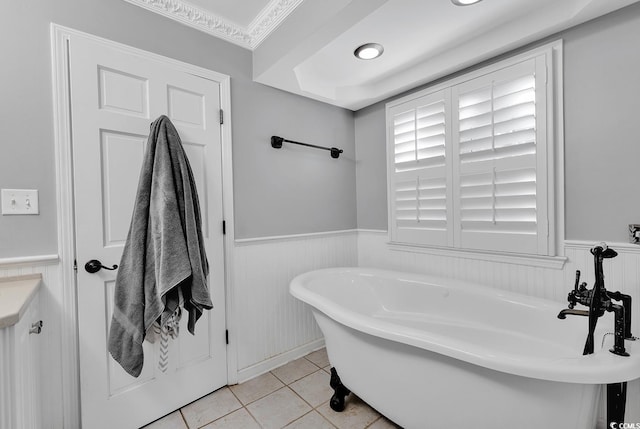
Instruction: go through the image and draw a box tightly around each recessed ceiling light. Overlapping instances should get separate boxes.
[354,43,384,60]
[451,0,483,5]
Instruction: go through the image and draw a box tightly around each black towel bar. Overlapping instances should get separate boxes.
[271,136,343,159]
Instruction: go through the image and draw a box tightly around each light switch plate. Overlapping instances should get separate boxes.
[1,189,39,215]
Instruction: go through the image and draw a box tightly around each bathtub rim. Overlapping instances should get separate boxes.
[290,267,640,385]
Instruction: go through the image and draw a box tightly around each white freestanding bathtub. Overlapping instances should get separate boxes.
[290,268,640,429]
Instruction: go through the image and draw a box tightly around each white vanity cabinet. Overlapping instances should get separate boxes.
[0,274,43,429]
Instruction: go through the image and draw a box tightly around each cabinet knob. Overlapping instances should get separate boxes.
[29,320,43,335]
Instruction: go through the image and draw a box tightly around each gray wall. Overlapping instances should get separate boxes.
[563,4,640,242]
[4,0,638,256]
[355,104,387,230]
[232,81,355,239]
[355,2,640,242]
[0,0,356,258]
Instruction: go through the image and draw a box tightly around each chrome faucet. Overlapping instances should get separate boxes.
[557,244,634,356]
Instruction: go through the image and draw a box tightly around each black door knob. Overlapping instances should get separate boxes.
[84,259,118,273]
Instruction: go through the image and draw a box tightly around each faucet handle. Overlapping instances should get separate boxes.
[567,270,581,309]
[590,243,618,258]
[567,290,577,309]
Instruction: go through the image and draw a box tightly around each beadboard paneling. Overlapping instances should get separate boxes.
[0,328,13,429]
[0,258,64,429]
[358,231,640,426]
[233,231,358,380]
[4,235,639,426]
[358,231,569,301]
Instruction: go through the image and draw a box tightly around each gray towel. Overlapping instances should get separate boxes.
[108,115,212,377]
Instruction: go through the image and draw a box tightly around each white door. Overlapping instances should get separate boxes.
[68,35,227,429]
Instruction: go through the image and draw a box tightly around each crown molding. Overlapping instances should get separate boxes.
[122,0,304,50]
[247,0,304,48]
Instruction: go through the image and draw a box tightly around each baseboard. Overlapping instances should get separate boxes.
[235,338,325,384]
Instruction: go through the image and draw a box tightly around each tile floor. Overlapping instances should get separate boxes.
[143,348,401,429]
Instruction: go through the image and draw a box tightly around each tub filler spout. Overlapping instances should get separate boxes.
[558,244,632,357]
[557,243,636,428]
[557,309,589,319]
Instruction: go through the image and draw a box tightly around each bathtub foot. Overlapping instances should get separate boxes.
[329,367,350,412]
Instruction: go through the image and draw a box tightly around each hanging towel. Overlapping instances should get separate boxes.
[147,316,179,373]
[108,115,212,378]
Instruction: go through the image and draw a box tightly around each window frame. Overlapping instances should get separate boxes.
[385,41,565,267]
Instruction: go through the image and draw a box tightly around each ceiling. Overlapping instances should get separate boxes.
[125,0,640,110]
[185,0,272,27]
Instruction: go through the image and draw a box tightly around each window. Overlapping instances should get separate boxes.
[386,44,560,257]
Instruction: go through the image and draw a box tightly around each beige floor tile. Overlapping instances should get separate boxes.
[271,357,320,385]
[180,387,242,428]
[289,369,333,408]
[305,348,330,368]
[317,395,380,429]
[142,411,187,429]
[229,372,284,405]
[246,387,312,429]
[368,416,403,429]
[284,410,336,429]
[200,408,261,429]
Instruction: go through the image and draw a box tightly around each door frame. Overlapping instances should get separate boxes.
[50,24,238,427]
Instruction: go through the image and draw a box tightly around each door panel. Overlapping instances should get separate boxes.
[100,130,147,246]
[69,35,227,429]
[167,85,205,127]
[98,66,149,117]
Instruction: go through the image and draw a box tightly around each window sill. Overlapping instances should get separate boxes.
[388,241,567,269]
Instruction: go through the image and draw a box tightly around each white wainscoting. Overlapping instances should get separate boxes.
[3,233,639,426]
[0,327,11,429]
[357,230,640,427]
[233,230,358,382]
[358,230,571,301]
[0,256,64,429]
[0,231,360,426]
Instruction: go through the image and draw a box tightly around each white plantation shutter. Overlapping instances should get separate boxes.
[388,90,452,246]
[387,49,555,256]
[452,58,548,254]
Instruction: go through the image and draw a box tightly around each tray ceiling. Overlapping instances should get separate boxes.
[124,0,640,110]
